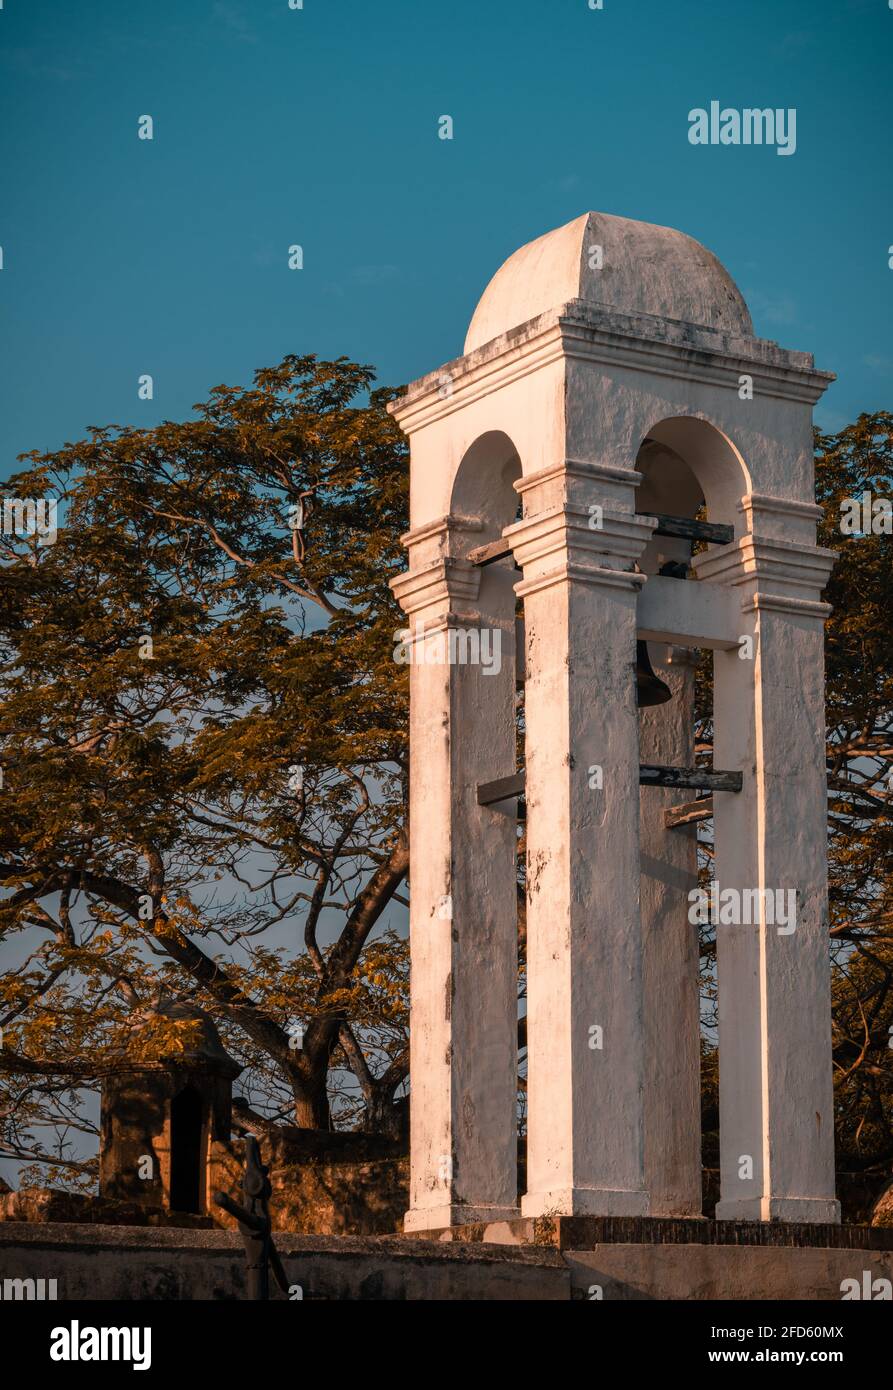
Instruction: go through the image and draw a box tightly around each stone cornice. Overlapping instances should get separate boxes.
[395,610,486,645]
[743,592,833,620]
[515,561,647,600]
[390,556,481,617]
[515,458,644,498]
[557,304,833,405]
[693,535,835,586]
[399,514,484,551]
[507,504,655,599]
[692,535,836,619]
[738,493,824,525]
[388,300,835,434]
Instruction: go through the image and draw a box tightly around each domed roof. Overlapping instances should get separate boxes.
[113,991,242,1077]
[151,997,240,1073]
[464,211,752,353]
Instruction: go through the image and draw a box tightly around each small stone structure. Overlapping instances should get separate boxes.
[1,996,408,1235]
[99,999,241,1216]
[93,1000,408,1233]
[390,211,840,1234]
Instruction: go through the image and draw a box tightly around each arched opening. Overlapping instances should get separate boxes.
[633,415,750,1217]
[638,416,752,534]
[449,430,522,545]
[169,1084,205,1214]
[447,429,524,697]
[449,429,526,1190]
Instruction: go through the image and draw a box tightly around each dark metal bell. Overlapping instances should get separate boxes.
[636,640,672,707]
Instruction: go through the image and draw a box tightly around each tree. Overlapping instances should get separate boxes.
[817,413,893,1183]
[0,355,411,1187]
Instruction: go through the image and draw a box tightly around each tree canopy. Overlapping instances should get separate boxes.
[0,355,410,1188]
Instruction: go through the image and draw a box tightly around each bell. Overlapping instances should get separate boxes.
[636,640,672,707]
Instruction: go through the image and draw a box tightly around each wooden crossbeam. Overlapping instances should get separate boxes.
[651,513,734,546]
[664,797,714,829]
[467,537,517,568]
[477,772,525,805]
[478,768,740,807]
[639,765,742,793]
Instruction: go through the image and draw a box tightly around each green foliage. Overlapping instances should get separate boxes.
[0,355,410,1179]
[816,413,893,1175]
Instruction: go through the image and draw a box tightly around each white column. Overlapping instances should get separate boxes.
[392,518,519,1231]
[508,460,654,1218]
[695,508,839,1224]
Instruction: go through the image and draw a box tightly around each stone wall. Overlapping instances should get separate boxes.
[1,1189,212,1228]
[0,1223,567,1301]
[2,1129,409,1237]
[2,1221,891,1301]
[209,1129,408,1235]
[565,1245,893,1301]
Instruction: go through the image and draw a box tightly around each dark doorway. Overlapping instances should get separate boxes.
[169,1085,204,1213]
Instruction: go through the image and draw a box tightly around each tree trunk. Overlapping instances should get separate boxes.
[361,1090,408,1140]
[293,1078,331,1130]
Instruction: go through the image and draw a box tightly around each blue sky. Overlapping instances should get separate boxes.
[1,0,891,474]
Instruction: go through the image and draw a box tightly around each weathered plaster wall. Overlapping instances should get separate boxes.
[3,1223,890,1301]
[0,1224,568,1301]
[565,1245,893,1301]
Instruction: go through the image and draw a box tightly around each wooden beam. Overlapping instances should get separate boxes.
[651,513,734,545]
[640,765,742,793]
[664,797,714,829]
[477,772,525,805]
[467,538,517,568]
[478,767,740,807]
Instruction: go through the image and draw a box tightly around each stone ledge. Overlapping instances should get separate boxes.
[0,1223,570,1300]
[404,1215,893,1251]
[391,297,830,428]
[2,1223,889,1300]
[0,1222,565,1267]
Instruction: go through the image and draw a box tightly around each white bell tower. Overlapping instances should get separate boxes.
[390,212,839,1233]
